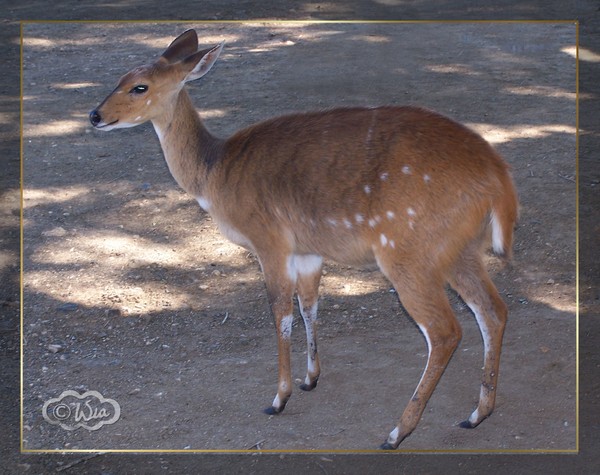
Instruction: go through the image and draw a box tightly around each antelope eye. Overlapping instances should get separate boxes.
[130,85,148,94]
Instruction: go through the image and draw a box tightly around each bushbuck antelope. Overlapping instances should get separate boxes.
[90,29,518,449]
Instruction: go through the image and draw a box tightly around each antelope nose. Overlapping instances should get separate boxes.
[89,109,102,126]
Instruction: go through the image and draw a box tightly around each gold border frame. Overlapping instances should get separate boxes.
[19,19,579,455]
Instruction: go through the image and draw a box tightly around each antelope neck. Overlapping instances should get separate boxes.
[151,89,222,196]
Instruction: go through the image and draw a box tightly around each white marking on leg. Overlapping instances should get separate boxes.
[272,392,283,409]
[468,407,481,425]
[298,295,319,384]
[465,302,490,355]
[279,314,293,340]
[387,427,400,445]
[411,323,433,401]
[490,210,504,254]
[465,301,492,426]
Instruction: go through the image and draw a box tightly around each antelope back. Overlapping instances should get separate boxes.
[206,105,515,273]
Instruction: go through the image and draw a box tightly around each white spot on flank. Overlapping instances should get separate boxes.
[327,218,338,227]
[355,213,365,224]
[402,165,411,174]
[134,116,142,121]
[368,218,377,228]
[364,185,371,194]
[409,220,415,230]
[423,174,431,183]
[196,196,211,211]
[389,240,395,249]
[343,218,353,229]
[380,233,388,246]
[380,172,389,181]
[146,99,152,106]
[280,314,293,340]
[386,210,395,220]
[407,207,416,217]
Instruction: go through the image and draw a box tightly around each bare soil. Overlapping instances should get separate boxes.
[20,22,577,453]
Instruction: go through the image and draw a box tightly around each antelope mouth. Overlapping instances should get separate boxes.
[95,120,119,129]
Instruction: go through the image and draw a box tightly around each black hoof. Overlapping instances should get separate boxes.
[380,441,397,450]
[299,380,318,391]
[459,420,476,429]
[263,406,282,415]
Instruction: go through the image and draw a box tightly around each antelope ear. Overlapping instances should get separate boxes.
[182,42,224,82]
[161,29,199,63]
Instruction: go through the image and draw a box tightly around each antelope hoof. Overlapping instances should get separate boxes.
[264,406,283,415]
[299,378,318,391]
[380,441,398,450]
[459,410,490,429]
[264,393,289,415]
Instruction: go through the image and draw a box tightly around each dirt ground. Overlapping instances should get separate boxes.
[20,21,577,454]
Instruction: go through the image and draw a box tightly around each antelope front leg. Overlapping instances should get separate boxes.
[295,255,323,391]
[298,295,320,391]
[261,255,296,415]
